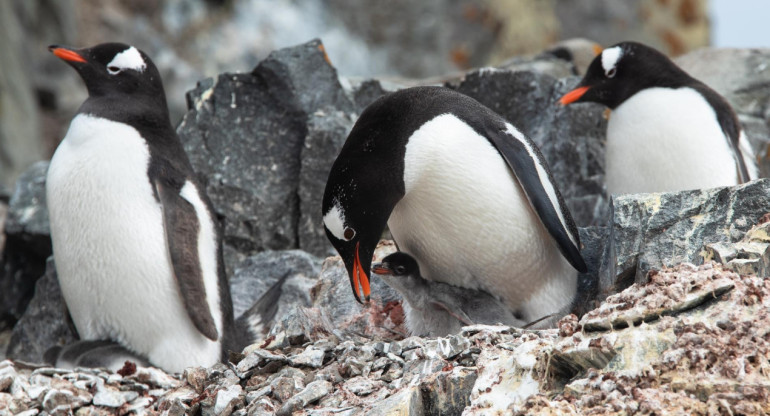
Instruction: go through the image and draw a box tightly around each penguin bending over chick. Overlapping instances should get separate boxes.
[560,41,758,194]
[47,43,242,373]
[373,252,526,337]
[322,86,587,327]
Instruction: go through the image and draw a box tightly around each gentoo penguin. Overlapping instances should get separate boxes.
[47,43,241,373]
[372,252,525,337]
[322,86,587,326]
[560,41,758,194]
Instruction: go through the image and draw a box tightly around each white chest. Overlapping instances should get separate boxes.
[46,114,220,372]
[387,114,576,320]
[605,87,739,194]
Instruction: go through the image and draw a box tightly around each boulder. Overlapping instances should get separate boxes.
[5,257,76,363]
[605,179,770,290]
[178,39,354,271]
[1,162,51,329]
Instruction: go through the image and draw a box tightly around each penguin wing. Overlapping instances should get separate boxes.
[154,178,219,341]
[484,123,587,273]
[690,85,753,182]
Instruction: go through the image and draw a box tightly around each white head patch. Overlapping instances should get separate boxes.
[601,46,623,74]
[323,202,348,240]
[107,46,146,73]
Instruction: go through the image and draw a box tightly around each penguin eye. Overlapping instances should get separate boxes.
[107,66,121,75]
[605,67,617,78]
[394,265,406,275]
[343,227,355,241]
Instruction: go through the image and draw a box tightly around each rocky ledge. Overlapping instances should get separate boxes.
[2,257,768,415]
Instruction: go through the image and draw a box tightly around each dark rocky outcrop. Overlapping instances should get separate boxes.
[178,39,355,268]
[0,162,51,331]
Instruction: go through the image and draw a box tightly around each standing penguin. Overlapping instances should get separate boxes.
[372,252,525,337]
[47,43,240,373]
[322,86,587,326]
[560,41,758,194]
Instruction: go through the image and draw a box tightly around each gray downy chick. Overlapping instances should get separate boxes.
[372,252,527,337]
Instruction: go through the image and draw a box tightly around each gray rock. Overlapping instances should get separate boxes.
[229,250,321,320]
[92,388,138,408]
[606,179,770,287]
[6,257,77,364]
[275,379,332,416]
[347,79,390,114]
[368,386,423,416]
[420,367,477,416]
[178,39,354,272]
[451,71,608,226]
[574,226,609,313]
[298,110,355,257]
[1,161,51,326]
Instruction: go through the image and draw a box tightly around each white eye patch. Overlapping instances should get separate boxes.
[106,46,146,74]
[601,46,623,76]
[323,202,348,241]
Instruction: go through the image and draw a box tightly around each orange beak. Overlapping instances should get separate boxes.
[371,263,390,275]
[352,242,371,303]
[50,46,87,63]
[559,86,590,105]
[592,44,603,56]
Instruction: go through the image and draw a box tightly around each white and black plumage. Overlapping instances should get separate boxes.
[560,41,758,194]
[47,43,241,373]
[372,252,525,337]
[322,86,587,326]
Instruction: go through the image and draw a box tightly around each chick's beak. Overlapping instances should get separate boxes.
[559,86,590,105]
[49,45,87,63]
[351,242,371,303]
[371,262,391,275]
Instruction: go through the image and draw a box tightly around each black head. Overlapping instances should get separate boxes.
[371,252,420,278]
[559,41,693,109]
[49,43,167,111]
[322,88,444,303]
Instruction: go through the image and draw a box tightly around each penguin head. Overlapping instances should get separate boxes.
[322,93,410,304]
[49,43,165,103]
[371,252,420,278]
[559,41,688,109]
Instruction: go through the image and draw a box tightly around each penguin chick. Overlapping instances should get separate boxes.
[372,252,527,337]
[560,41,758,194]
[47,43,242,373]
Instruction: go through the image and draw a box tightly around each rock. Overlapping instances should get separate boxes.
[346,79,390,114]
[6,257,77,364]
[574,226,609,314]
[420,367,477,416]
[275,379,332,416]
[92,388,138,408]
[1,162,51,327]
[298,110,355,257]
[368,386,423,416]
[210,384,243,416]
[606,179,770,288]
[451,70,608,226]
[229,250,321,320]
[465,334,554,415]
[309,242,405,339]
[178,39,354,272]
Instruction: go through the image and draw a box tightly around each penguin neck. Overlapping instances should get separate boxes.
[79,93,174,134]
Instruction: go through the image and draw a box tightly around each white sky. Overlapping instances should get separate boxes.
[711,0,770,48]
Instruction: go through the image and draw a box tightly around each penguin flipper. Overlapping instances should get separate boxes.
[154,179,219,341]
[483,123,587,273]
[430,301,475,326]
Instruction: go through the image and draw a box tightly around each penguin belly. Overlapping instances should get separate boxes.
[605,87,740,194]
[46,114,222,373]
[387,114,577,322]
